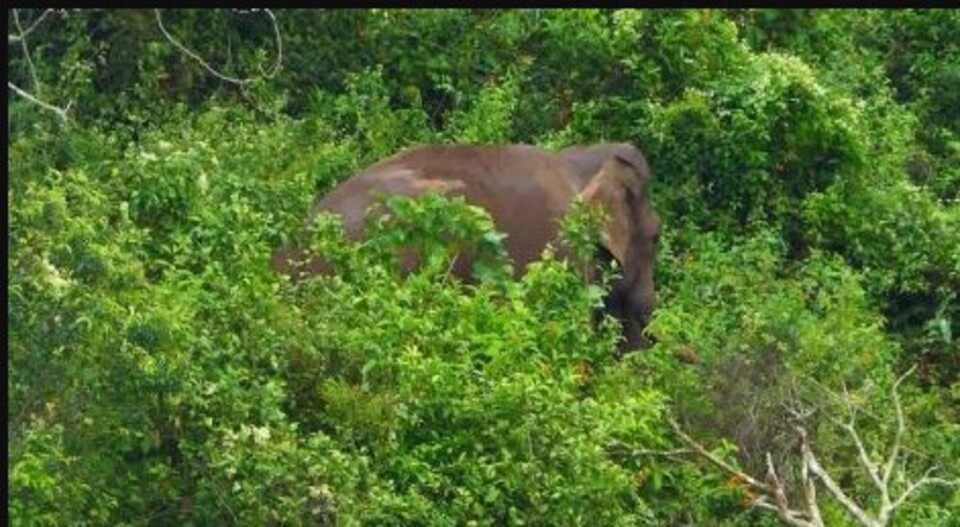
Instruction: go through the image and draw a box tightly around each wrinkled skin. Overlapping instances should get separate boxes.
[560,143,661,352]
[273,143,659,353]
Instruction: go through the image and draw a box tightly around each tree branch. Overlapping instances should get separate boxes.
[12,9,42,96]
[799,426,878,526]
[800,443,824,527]
[765,453,821,527]
[154,9,282,86]
[668,415,771,493]
[887,467,959,520]
[880,366,913,490]
[837,382,886,498]
[672,372,956,527]
[8,9,71,121]
[8,81,71,122]
[8,8,57,43]
[254,8,282,79]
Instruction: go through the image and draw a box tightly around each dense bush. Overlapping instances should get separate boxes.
[9,8,959,525]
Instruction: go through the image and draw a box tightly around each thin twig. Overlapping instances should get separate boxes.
[8,8,57,43]
[154,9,282,86]
[13,9,42,96]
[799,426,876,526]
[887,467,959,520]
[881,366,914,490]
[256,8,282,79]
[605,438,692,461]
[668,415,771,493]
[8,81,71,121]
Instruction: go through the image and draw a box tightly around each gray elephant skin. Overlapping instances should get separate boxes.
[272,143,660,353]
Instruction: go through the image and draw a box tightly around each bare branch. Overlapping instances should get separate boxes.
[9,9,72,120]
[667,415,771,493]
[881,366,914,489]
[605,439,692,461]
[12,9,42,96]
[154,9,282,86]
[765,453,821,527]
[799,425,877,526]
[753,496,789,515]
[752,495,819,527]
[676,372,956,527]
[155,9,248,85]
[8,81,71,122]
[886,467,959,520]
[800,445,824,527]
[8,8,57,43]
[255,8,282,79]
[837,385,885,496]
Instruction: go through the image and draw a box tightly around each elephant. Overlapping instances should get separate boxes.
[559,143,661,350]
[272,143,660,352]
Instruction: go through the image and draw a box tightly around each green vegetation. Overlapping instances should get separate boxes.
[9,9,959,525]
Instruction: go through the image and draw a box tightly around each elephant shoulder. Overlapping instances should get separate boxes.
[372,168,467,196]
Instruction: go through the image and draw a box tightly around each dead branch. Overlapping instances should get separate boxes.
[764,452,821,527]
[670,367,958,526]
[13,9,42,95]
[154,8,282,87]
[8,8,57,43]
[8,8,71,121]
[798,425,874,526]
[8,81,71,122]
[667,415,771,493]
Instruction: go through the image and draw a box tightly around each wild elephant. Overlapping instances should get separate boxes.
[560,143,660,351]
[272,143,660,352]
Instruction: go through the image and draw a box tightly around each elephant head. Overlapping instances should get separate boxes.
[561,143,661,353]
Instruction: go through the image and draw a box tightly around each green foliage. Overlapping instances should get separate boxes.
[366,194,514,282]
[640,52,865,243]
[444,71,521,144]
[309,66,432,161]
[275,197,673,524]
[9,8,960,525]
[647,228,896,446]
[644,227,958,523]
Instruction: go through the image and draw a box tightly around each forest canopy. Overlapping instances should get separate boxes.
[8,9,959,525]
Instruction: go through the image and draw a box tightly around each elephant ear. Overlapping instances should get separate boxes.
[579,155,642,266]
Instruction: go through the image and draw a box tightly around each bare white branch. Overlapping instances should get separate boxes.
[804,366,956,526]
[8,8,57,43]
[8,81,70,122]
[886,466,959,521]
[255,8,282,79]
[154,9,282,86]
[765,453,821,527]
[12,9,42,96]
[8,9,72,120]
[837,388,885,496]
[800,445,824,527]
[673,370,956,527]
[799,426,878,526]
[881,366,913,490]
[667,415,771,493]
